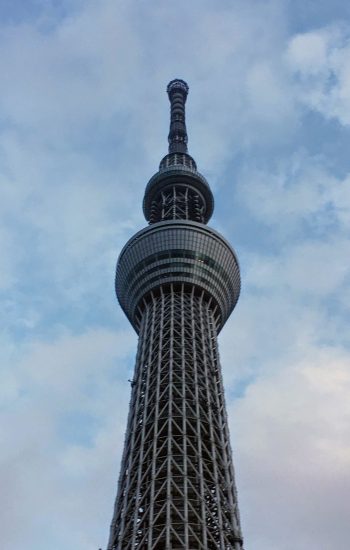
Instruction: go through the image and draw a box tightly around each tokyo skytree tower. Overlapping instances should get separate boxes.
[107,79,244,550]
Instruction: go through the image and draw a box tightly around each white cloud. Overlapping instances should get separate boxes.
[287,25,350,125]
[229,347,350,550]
[287,30,329,73]
[243,237,349,296]
[235,153,350,237]
[0,327,136,549]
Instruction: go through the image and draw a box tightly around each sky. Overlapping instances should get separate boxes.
[0,0,350,548]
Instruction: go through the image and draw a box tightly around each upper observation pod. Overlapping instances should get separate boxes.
[143,80,214,225]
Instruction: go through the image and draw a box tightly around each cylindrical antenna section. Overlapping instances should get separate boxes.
[167,79,189,154]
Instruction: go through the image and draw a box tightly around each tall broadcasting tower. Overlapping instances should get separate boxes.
[107,80,243,549]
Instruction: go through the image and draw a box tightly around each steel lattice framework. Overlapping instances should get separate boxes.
[107,80,244,550]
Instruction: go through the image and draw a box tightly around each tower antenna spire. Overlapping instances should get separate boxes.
[167,78,189,153]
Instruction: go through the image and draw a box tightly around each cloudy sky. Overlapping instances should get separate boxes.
[1,1,350,549]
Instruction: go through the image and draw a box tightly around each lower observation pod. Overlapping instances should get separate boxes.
[115,220,240,333]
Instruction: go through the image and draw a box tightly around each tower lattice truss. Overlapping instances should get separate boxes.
[108,80,244,550]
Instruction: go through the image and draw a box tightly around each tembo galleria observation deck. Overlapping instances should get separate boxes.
[107,79,244,550]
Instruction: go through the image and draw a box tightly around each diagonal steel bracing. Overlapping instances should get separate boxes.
[108,287,243,549]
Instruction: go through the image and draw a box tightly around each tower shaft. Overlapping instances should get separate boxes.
[108,287,242,549]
